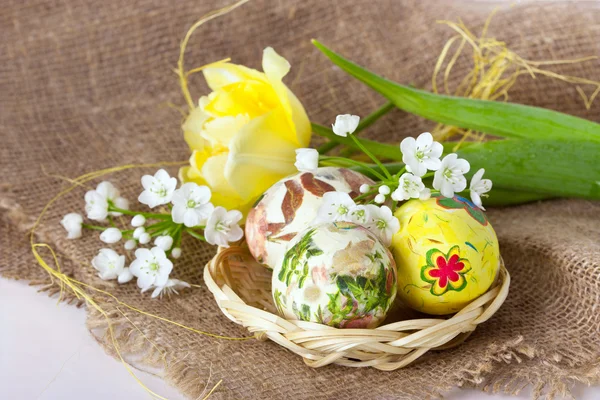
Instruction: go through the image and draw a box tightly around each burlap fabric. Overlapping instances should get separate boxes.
[1,0,599,398]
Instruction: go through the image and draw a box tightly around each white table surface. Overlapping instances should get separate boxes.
[2,278,598,400]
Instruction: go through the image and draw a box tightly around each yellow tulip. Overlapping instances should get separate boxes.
[179,47,311,216]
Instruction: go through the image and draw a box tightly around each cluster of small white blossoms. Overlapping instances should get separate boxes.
[314,192,399,246]
[60,169,243,298]
[398,131,491,208]
[292,114,493,245]
[295,114,493,209]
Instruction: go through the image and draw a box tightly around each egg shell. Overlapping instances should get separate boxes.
[272,221,397,328]
[245,167,374,269]
[391,195,500,315]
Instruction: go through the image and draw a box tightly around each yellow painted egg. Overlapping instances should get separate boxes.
[391,195,500,315]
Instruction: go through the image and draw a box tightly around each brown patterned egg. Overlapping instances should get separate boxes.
[245,167,374,269]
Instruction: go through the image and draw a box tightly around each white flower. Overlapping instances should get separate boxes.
[205,207,244,247]
[129,247,173,290]
[118,267,134,284]
[131,215,146,227]
[84,189,109,221]
[378,185,391,195]
[365,205,400,246]
[470,168,492,210]
[154,235,174,251]
[133,226,145,239]
[419,188,431,201]
[138,232,151,245]
[149,279,191,299]
[374,193,386,204]
[91,249,126,281]
[392,173,429,201]
[171,248,182,259]
[171,183,214,227]
[112,196,129,216]
[400,132,443,177]
[348,205,370,225]
[61,213,83,239]
[100,227,122,244]
[332,114,360,137]
[433,153,470,198]
[96,181,119,201]
[359,184,370,194]
[138,169,178,208]
[314,192,356,223]
[294,148,319,172]
[124,239,137,250]
[84,181,128,220]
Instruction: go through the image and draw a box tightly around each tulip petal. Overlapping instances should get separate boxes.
[183,106,210,151]
[181,152,254,216]
[262,47,290,81]
[262,47,311,147]
[287,89,312,147]
[226,109,299,200]
[202,114,249,147]
[201,154,237,195]
[202,62,266,91]
[204,80,276,119]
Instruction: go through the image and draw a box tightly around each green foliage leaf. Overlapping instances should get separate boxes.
[312,40,600,143]
[454,139,600,199]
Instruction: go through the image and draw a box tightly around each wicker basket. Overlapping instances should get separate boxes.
[204,242,510,371]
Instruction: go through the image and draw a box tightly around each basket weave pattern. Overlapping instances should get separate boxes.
[204,243,510,371]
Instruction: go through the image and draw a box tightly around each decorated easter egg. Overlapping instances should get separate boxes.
[245,167,373,269]
[391,194,500,315]
[272,221,397,328]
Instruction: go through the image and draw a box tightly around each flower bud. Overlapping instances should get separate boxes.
[138,232,151,244]
[133,226,145,239]
[154,235,174,251]
[117,267,134,284]
[61,213,83,239]
[131,215,146,227]
[171,248,182,259]
[378,185,391,195]
[100,228,122,244]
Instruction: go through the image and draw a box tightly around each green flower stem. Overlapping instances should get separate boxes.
[185,228,206,241]
[145,221,177,237]
[312,123,402,161]
[316,137,341,156]
[81,223,108,232]
[392,166,407,182]
[316,101,394,154]
[351,162,554,206]
[352,189,378,202]
[348,162,404,181]
[172,225,183,248]
[348,134,393,180]
[320,155,387,181]
[108,205,171,220]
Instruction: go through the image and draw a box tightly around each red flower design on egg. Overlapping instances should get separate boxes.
[421,245,471,296]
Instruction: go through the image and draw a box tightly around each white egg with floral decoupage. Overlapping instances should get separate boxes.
[271,221,397,328]
[245,167,374,269]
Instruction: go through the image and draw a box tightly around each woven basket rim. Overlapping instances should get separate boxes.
[204,243,510,371]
